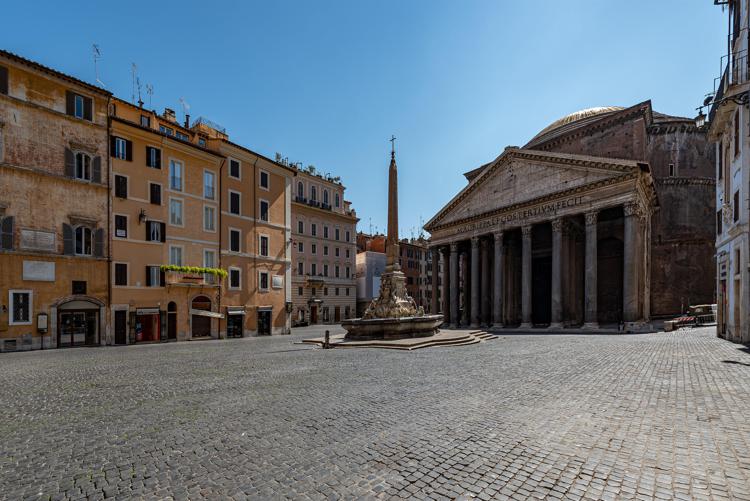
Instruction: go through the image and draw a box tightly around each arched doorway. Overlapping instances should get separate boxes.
[57,298,101,347]
[167,301,177,340]
[191,295,212,338]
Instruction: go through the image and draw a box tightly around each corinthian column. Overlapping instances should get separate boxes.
[583,210,599,329]
[550,218,563,329]
[430,247,439,314]
[440,247,449,320]
[470,236,480,328]
[520,225,533,328]
[449,242,459,328]
[623,202,639,323]
[492,231,504,328]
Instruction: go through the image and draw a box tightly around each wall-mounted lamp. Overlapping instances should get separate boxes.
[138,209,147,224]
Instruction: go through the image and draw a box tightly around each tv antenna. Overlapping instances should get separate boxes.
[130,63,137,104]
[92,44,106,88]
[136,77,143,108]
[178,97,190,123]
[145,84,154,108]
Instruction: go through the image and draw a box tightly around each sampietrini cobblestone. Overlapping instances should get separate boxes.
[0,326,749,500]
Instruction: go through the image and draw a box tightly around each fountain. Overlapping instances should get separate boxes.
[342,142,444,340]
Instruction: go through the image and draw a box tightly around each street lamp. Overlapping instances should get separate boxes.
[695,109,707,129]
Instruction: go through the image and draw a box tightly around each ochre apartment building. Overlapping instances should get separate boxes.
[0,50,111,350]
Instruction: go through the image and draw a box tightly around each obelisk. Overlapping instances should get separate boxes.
[385,145,400,273]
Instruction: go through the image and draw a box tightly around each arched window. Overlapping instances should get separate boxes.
[311,186,317,202]
[297,181,304,199]
[323,189,329,205]
[74,226,92,255]
[334,193,340,208]
[75,153,91,181]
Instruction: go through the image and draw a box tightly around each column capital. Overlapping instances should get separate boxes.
[521,225,533,238]
[585,210,598,226]
[551,218,564,233]
[471,236,480,248]
[623,201,640,218]
[449,242,458,252]
[494,231,504,245]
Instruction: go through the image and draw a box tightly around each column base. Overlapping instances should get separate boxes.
[582,322,600,330]
[469,323,480,329]
[547,322,563,330]
[519,322,533,329]
[491,323,504,330]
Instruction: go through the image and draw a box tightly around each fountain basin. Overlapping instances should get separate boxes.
[342,314,444,340]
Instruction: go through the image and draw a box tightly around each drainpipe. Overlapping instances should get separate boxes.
[106,95,112,347]
[253,156,259,333]
[217,155,226,338]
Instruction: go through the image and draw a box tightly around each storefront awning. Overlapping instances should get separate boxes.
[136,308,160,315]
[227,308,246,316]
[190,309,224,319]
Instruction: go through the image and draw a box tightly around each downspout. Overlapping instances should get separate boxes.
[252,157,259,333]
[106,95,112,346]
[217,155,225,337]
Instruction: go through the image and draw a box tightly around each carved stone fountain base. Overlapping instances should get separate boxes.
[342,314,444,340]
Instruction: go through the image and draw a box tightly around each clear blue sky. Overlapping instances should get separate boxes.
[2,1,726,238]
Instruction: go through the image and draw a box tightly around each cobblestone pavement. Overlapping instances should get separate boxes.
[2,326,750,500]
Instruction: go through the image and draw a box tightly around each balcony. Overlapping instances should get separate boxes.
[321,203,332,211]
[295,196,307,204]
[709,49,749,125]
[164,270,221,288]
[307,199,321,208]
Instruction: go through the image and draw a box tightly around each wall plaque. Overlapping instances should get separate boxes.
[20,229,56,252]
[23,261,55,282]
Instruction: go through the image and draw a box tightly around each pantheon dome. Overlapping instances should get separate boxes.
[527,106,625,147]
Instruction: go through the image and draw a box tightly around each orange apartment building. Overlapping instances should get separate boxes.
[0,50,111,351]
[195,119,294,336]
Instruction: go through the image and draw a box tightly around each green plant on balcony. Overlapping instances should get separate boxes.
[159,265,228,278]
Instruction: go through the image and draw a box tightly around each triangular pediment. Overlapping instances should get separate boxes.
[426,149,641,230]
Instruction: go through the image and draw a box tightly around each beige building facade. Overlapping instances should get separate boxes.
[0,50,111,351]
[291,167,358,325]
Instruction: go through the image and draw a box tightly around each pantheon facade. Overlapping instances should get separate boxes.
[425,102,715,330]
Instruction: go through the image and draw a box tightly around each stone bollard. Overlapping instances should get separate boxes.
[324,330,330,349]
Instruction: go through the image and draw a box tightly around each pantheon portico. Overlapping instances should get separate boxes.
[425,148,657,331]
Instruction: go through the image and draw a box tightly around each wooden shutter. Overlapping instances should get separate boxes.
[62,223,73,255]
[110,136,117,157]
[155,149,161,168]
[145,146,153,167]
[94,228,104,257]
[0,216,13,250]
[145,266,152,287]
[160,222,166,242]
[83,96,93,121]
[160,270,166,287]
[115,175,127,198]
[150,184,161,205]
[0,66,7,95]
[64,148,75,178]
[65,91,75,116]
[125,140,133,161]
[92,156,101,184]
[145,222,151,241]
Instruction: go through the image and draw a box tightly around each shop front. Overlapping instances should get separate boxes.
[57,298,102,348]
[257,307,272,336]
[133,307,163,343]
[226,306,245,338]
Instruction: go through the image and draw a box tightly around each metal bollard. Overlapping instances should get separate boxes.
[324,330,330,349]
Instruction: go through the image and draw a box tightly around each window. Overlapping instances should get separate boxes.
[229,191,241,215]
[335,287,339,296]
[149,183,162,205]
[311,224,317,237]
[735,110,740,157]
[324,288,328,296]
[311,263,317,275]
[298,241,304,253]
[198,137,206,147]
[298,286,303,295]
[72,281,87,295]
[311,243,317,255]
[335,247,340,257]
[259,200,269,221]
[323,245,329,256]
[345,230,350,242]
[114,175,127,198]
[204,205,216,232]
[113,137,128,160]
[115,215,127,238]
[203,249,216,270]
[66,91,92,120]
[260,170,269,190]
[203,171,216,199]
[114,263,128,286]
[335,193,340,208]
[140,115,151,127]
[0,65,7,95]
[335,228,340,241]
[668,163,675,177]
[146,146,161,168]
[229,268,241,289]
[74,226,92,256]
[176,131,189,141]
[160,125,174,136]
[75,153,91,181]
[170,199,183,226]
[169,246,183,266]
[146,266,162,287]
[229,159,241,179]
[346,287,349,296]
[146,221,165,242]
[335,265,340,278]
[230,229,241,252]
[734,190,740,222]
[323,190,329,205]
[9,290,32,325]
[297,181,304,199]
[324,226,329,239]
[346,249,350,258]
[346,266,350,278]
[259,271,269,291]
[169,160,183,191]
[259,235,269,256]
[323,264,329,277]
[311,186,317,201]
[298,262,304,275]
[718,141,723,180]
[298,221,304,234]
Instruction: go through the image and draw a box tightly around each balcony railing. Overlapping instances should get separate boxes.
[709,49,748,123]
[165,271,220,287]
[295,196,307,203]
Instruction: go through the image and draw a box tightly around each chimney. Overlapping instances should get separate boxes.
[163,108,176,122]
[184,114,190,128]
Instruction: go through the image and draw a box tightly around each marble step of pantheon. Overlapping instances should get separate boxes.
[302,330,496,351]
